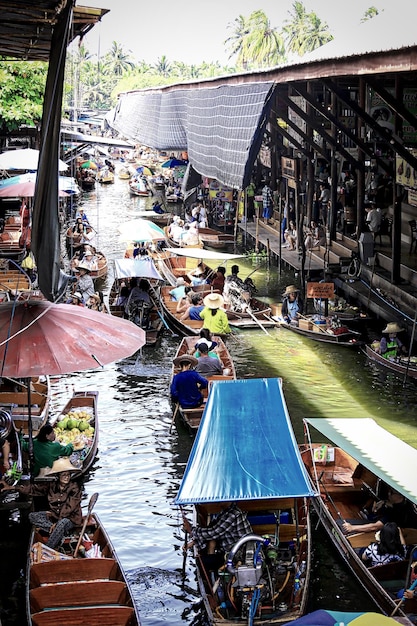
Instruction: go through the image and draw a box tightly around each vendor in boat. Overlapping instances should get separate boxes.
[361,522,406,567]
[375,322,407,360]
[281,285,304,323]
[0,457,82,550]
[74,263,95,304]
[342,487,417,535]
[170,354,208,409]
[182,502,252,571]
[199,293,231,335]
[20,423,81,477]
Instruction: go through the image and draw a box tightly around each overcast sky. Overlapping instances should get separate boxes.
[78,0,410,65]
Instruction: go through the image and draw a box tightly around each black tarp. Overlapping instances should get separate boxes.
[112,82,275,189]
[31,0,73,302]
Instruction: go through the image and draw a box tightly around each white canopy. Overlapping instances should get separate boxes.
[164,247,244,260]
[0,148,68,171]
[114,258,163,281]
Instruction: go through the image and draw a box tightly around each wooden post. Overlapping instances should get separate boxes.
[255,216,259,253]
[266,238,270,266]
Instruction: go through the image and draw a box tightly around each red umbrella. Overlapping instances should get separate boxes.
[0,300,145,378]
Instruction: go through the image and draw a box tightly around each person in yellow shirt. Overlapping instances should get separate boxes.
[199,293,231,336]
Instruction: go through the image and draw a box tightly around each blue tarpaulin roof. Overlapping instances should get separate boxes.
[174,378,317,505]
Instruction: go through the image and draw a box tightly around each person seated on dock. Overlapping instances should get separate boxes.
[195,343,223,376]
[170,355,208,409]
[182,502,252,572]
[376,322,407,360]
[362,522,406,567]
[0,457,82,550]
[180,293,204,321]
[283,220,297,250]
[342,487,417,535]
[304,220,325,250]
[281,285,303,323]
[200,293,231,335]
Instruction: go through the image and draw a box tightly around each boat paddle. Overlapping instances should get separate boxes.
[390,578,417,616]
[156,308,178,337]
[169,403,179,433]
[74,492,99,557]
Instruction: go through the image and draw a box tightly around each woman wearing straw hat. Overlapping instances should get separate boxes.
[0,457,82,549]
[74,262,95,303]
[281,285,304,323]
[170,355,208,409]
[199,293,231,335]
[377,322,407,360]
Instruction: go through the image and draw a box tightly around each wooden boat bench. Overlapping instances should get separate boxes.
[0,392,45,416]
[31,605,136,626]
[30,557,119,586]
[30,580,129,612]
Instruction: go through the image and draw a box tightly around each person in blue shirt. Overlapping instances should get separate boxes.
[180,293,204,320]
[170,354,208,409]
[281,285,303,322]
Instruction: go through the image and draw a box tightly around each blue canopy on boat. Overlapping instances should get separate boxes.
[174,378,317,505]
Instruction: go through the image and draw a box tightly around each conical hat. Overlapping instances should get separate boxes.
[382,322,403,334]
[46,457,78,475]
[203,293,224,309]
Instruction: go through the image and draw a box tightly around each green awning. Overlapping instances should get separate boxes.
[305,418,417,505]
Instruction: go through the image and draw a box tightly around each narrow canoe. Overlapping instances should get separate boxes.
[163,226,204,249]
[170,335,236,431]
[26,512,141,626]
[70,250,108,280]
[363,343,417,380]
[278,317,362,346]
[49,390,99,478]
[197,227,235,248]
[300,418,417,623]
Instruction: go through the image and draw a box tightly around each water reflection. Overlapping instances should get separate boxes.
[54,178,417,624]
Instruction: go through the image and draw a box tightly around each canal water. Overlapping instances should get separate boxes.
[6,175,417,625]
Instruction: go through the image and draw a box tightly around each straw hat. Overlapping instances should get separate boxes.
[89,292,101,303]
[76,263,91,273]
[72,291,83,301]
[203,293,224,309]
[284,285,299,295]
[382,322,403,334]
[173,354,198,367]
[46,457,79,475]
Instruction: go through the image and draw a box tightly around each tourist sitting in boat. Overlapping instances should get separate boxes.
[152,201,164,215]
[19,423,76,477]
[74,263,95,303]
[169,217,185,242]
[69,291,84,306]
[199,293,231,335]
[169,277,187,301]
[187,265,208,287]
[281,285,304,323]
[361,522,406,567]
[87,291,105,312]
[114,284,130,308]
[170,354,208,409]
[342,487,417,535]
[180,293,204,321]
[176,286,195,315]
[376,322,407,360]
[75,208,90,225]
[182,502,252,572]
[195,343,223,376]
[284,220,297,250]
[304,220,325,250]
[210,266,226,292]
[79,249,98,272]
[225,265,245,290]
[193,329,218,356]
[0,457,82,550]
[181,222,200,246]
[125,278,154,327]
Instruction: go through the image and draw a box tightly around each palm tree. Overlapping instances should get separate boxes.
[361,6,381,22]
[244,10,286,68]
[153,56,171,78]
[224,14,250,69]
[283,1,333,56]
[105,41,135,76]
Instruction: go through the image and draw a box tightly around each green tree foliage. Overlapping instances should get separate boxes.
[361,6,381,22]
[283,1,333,56]
[225,11,285,69]
[0,60,47,132]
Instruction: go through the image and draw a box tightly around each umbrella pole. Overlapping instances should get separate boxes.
[26,377,34,480]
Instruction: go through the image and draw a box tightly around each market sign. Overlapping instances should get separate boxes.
[281,157,297,180]
[395,149,417,190]
[209,180,233,202]
[408,189,417,207]
[306,282,335,299]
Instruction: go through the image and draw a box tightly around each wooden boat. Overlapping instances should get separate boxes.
[363,343,417,380]
[0,376,51,436]
[69,249,108,280]
[49,390,98,478]
[175,378,316,625]
[163,225,204,249]
[197,226,235,248]
[26,511,141,626]
[166,193,183,203]
[118,167,132,180]
[277,316,363,346]
[160,284,207,336]
[300,418,417,623]
[0,266,32,298]
[128,180,152,197]
[109,258,164,346]
[170,335,236,431]
[79,176,96,191]
[0,212,30,260]
[225,296,275,329]
[97,169,115,184]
